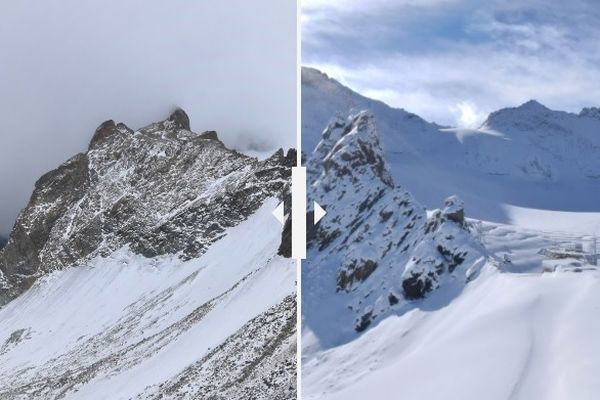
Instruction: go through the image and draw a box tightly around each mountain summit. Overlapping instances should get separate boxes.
[0,110,296,399]
[304,111,488,337]
[168,107,191,130]
[0,111,294,306]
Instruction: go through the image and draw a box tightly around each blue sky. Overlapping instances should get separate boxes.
[302,0,600,127]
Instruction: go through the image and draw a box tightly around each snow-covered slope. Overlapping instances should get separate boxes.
[304,267,600,400]
[0,201,296,399]
[0,110,296,399]
[302,67,600,231]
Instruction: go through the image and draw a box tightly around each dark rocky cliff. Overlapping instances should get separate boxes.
[0,108,294,306]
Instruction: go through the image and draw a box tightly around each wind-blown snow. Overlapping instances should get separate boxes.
[304,266,600,400]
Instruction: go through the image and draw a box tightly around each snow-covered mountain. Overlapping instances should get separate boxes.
[0,110,296,399]
[304,111,488,340]
[302,68,600,399]
[302,67,600,232]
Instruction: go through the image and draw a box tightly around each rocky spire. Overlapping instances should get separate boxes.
[308,111,393,195]
[169,107,191,130]
[89,119,117,149]
[305,110,488,333]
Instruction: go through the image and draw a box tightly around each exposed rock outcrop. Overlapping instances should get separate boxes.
[168,107,191,130]
[0,110,293,306]
[304,111,487,332]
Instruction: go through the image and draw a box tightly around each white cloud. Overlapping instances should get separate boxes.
[450,101,485,128]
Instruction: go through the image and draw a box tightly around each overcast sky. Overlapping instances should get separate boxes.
[303,0,600,128]
[0,0,296,235]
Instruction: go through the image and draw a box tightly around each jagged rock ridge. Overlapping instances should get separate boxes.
[305,111,488,332]
[0,109,296,399]
[0,108,294,305]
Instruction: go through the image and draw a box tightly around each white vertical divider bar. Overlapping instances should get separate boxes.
[291,167,306,259]
[295,0,303,396]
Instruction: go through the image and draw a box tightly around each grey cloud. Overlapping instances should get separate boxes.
[0,0,296,235]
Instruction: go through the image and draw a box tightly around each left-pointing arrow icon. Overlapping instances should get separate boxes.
[272,202,285,225]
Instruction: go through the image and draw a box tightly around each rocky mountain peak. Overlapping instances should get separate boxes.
[168,107,191,130]
[443,195,465,224]
[305,111,488,333]
[301,66,332,88]
[89,120,118,149]
[482,99,552,129]
[519,99,547,111]
[0,110,293,306]
[308,111,393,192]
[199,130,219,140]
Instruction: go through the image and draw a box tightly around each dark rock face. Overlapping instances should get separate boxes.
[337,259,377,291]
[0,153,91,302]
[355,311,373,332]
[0,110,293,306]
[580,107,600,119]
[277,216,292,258]
[442,195,465,224]
[0,237,7,250]
[168,108,191,130]
[89,120,117,148]
[274,150,297,259]
[199,130,219,140]
[402,271,435,300]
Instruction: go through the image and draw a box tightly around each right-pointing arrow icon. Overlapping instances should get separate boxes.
[314,201,326,224]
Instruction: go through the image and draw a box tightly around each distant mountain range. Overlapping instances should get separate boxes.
[302,67,600,229]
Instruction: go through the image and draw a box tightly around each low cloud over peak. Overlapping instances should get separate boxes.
[0,0,295,235]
